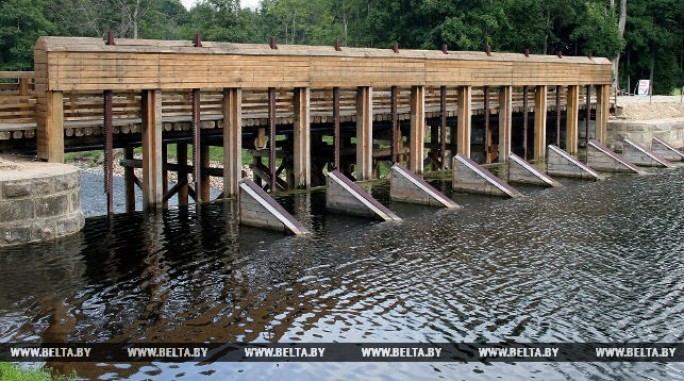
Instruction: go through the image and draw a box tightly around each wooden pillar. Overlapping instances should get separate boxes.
[191,88,202,202]
[37,91,64,163]
[483,86,491,163]
[440,86,448,169]
[292,87,310,188]
[200,144,210,201]
[523,86,529,159]
[596,84,610,144]
[124,147,135,213]
[391,86,399,163]
[18,78,29,97]
[177,142,189,205]
[162,143,169,209]
[409,85,425,174]
[223,88,242,197]
[566,85,580,154]
[268,87,277,191]
[457,86,472,158]
[498,86,512,161]
[533,85,547,160]
[356,86,373,180]
[141,89,163,210]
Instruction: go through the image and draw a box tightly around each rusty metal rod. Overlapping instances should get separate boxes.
[523,86,528,160]
[484,86,490,163]
[391,86,398,163]
[556,85,561,147]
[124,147,135,213]
[586,85,591,146]
[333,86,341,170]
[192,88,202,201]
[103,90,114,214]
[440,85,447,169]
[268,87,277,191]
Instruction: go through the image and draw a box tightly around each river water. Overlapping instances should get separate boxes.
[1,167,684,380]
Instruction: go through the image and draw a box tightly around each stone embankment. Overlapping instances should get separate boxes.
[608,96,684,150]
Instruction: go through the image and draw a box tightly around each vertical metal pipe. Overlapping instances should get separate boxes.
[333,87,341,170]
[523,86,528,160]
[124,147,135,213]
[484,86,490,163]
[192,88,201,201]
[162,143,168,209]
[391,86,398,163]
[556,85,561,147]
[440,86,447,169]
[103,90,114,214]
[585,85,591,145]
[268,87,277,191]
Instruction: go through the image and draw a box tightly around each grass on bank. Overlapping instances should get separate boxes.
[0,363,75,381]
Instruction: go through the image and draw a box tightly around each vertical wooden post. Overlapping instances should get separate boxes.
[533,85,547,160]
[566,85,580,154]
[223,88,242,197]
[585,85,591,145]
[440,86,447,169]
[498,86,512,161]
[268,87,277,191]
[162,143,168,209]
[177,142,189,205]
[483,86,491,163]
[293,87,310,188]
[391,86,399,163]
[192,88,202,202]
[103,90,114,214]
[141,89,163,210]
[37,91,64,163]
[523,86,529,159]
[333,87,341,169]
[596,84,610,143]
[200,144,210,201]
[124,147,135,213]
[356,86,373,180]
[18,78,29,97]
[555,85,562,147]
[457,86,472,158]
[409,85,425,174]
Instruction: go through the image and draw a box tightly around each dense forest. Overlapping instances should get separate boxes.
[0,0,682,94]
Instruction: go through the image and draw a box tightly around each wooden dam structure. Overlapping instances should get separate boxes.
[0,36,614,218]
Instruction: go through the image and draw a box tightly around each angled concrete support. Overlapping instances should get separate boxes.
[409,85,426,173]
[326,170,401,221]
[356,86,373,180]
[587,140,644,174]
[508,153,561,187]
[390,164,461,208]
[547,145,602,180]
[533,85,547,160]
[622,137,672,168]
[651,137,684,162]
[239,179,310,235]
[457,86,472,158]
[452,154,522,198]
[293,87,311,188]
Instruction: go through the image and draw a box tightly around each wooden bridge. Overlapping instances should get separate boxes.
[0,36,612,213]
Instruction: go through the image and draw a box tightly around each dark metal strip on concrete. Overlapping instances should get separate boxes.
[546,145,602,181]
[390,164,461,208]
[587,140,644,174]
[622,137,672,168]
[508,153,561,187]
[326,170,402,221]
[239,179,310,235]
[652,136,684,162]
[452,154,523,198]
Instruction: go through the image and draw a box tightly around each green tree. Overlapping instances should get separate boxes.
[0,0,53,70]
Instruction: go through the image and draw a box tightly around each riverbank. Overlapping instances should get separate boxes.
[0,363,74,381]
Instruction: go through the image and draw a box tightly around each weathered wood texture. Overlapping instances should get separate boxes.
[141,89,163,209]
[34,37,612,92]
[565,85,580,154]
[355,86,373,180]
[533,85,547,160]
[223,88,242,197]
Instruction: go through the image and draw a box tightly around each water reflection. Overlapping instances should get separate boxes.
[1,168,684,380]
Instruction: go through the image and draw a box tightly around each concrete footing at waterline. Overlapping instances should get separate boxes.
[390,164,460,208]
[238,179,310,235]
[546,145,602,181]
[622,137,672,168]
[0,156,85,247]
[326,170,401,221]
[651,137,684,162]
[452,154,522,198]
[587,140,644,174]
[507,153,561,187]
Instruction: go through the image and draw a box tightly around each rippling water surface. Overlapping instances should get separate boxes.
[2,167,684,380]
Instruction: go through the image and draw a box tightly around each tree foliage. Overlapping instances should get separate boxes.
[0,0,681,93]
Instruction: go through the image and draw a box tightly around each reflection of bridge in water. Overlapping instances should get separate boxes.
[0,36,612,213]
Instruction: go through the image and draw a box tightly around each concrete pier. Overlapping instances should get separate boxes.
[390,164,460,208]
[587,140,644,174]
[508,153,561,187]
[622,137,672,168]
[239,179,310,235]
[651,137,684,162]
[452,154,522,198]
[0,156,84,247]
[326,170,401,221]
[546,145,602,180]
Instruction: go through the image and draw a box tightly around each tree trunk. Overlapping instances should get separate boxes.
[612,0,628,92]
